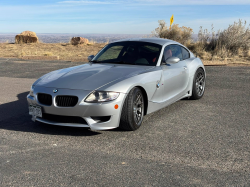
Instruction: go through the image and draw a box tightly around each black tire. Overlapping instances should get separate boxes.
[190,68,205,100]
[119,87,144,131]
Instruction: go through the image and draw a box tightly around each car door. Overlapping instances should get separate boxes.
[161,44,189,102]
[180,46,191,90]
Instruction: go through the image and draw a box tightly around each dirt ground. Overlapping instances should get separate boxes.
[0,43,249,65]
[0,43,106,62]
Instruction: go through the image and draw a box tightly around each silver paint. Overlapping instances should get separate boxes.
[27,38,205,130]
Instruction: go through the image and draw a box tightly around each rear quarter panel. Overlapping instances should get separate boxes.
[186,57,206,78]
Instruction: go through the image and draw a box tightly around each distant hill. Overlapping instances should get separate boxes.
[0,33,199,43]
[0,33,146,43]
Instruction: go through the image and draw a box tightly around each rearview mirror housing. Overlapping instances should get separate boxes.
[88,55,95,62]
[165,57,180,64]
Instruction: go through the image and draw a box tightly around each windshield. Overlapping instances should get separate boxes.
[92,41,162,66]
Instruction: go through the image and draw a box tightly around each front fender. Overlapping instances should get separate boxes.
[98,68,162,102]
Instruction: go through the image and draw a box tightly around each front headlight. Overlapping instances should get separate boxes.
[29,85,35,97]
[84,91,120,103]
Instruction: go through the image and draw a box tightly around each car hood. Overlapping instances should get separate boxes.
[35,63,154,90]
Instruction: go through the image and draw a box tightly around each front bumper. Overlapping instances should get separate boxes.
[27,86,126,131]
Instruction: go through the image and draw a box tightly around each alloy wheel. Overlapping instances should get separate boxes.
[195,72,205,97]
[133,93,144,125]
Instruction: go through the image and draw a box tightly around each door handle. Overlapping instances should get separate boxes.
[183,66,188,70]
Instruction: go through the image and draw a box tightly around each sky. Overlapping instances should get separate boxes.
[0,0,250,34]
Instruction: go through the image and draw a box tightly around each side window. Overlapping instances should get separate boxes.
[162,45,183,62]
[181,47,190,60]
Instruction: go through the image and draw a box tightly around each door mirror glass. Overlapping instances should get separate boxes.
[165,57,180,64]
[88,55,95,62]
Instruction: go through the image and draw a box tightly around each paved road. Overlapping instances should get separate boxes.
[0,58,250,186]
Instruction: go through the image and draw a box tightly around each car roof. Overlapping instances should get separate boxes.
[112,38,179,46]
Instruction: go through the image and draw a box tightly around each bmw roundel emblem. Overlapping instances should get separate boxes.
[53,89,58,93]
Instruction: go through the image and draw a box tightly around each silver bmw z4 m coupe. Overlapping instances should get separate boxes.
[27,38,206,131]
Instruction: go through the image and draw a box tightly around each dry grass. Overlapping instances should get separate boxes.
[0,42,249,65]
[0,43,106,62]
[185,43,250,65]
[196,20,250,58]
[151,19,250,65]
[43,52,54,56]
[244,50,250,57]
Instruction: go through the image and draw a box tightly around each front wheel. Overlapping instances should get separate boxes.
[119,87,144,131]
[190,68,205,100]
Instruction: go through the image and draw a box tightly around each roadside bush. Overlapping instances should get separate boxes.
[198,20,250,57]
[153,19,250,60]
[152,20,193,45]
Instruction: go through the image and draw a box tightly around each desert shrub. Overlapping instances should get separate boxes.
[217,20,250,55]
[198,20,250,57]
[152,20,193,45]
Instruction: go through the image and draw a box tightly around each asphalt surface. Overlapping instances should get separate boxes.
[0,58,250,186]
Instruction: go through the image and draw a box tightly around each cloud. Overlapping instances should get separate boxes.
[0,20,157,34]
[58,0,121,4]
[58,0,250,5]
[135,0,250,5]
[1,0,249,34]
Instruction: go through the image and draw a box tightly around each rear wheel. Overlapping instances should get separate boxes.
[190,68,205,100]
[119,87,144,131]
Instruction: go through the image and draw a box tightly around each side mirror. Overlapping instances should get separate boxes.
[165,57,180,64]
[88,55,95,62]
